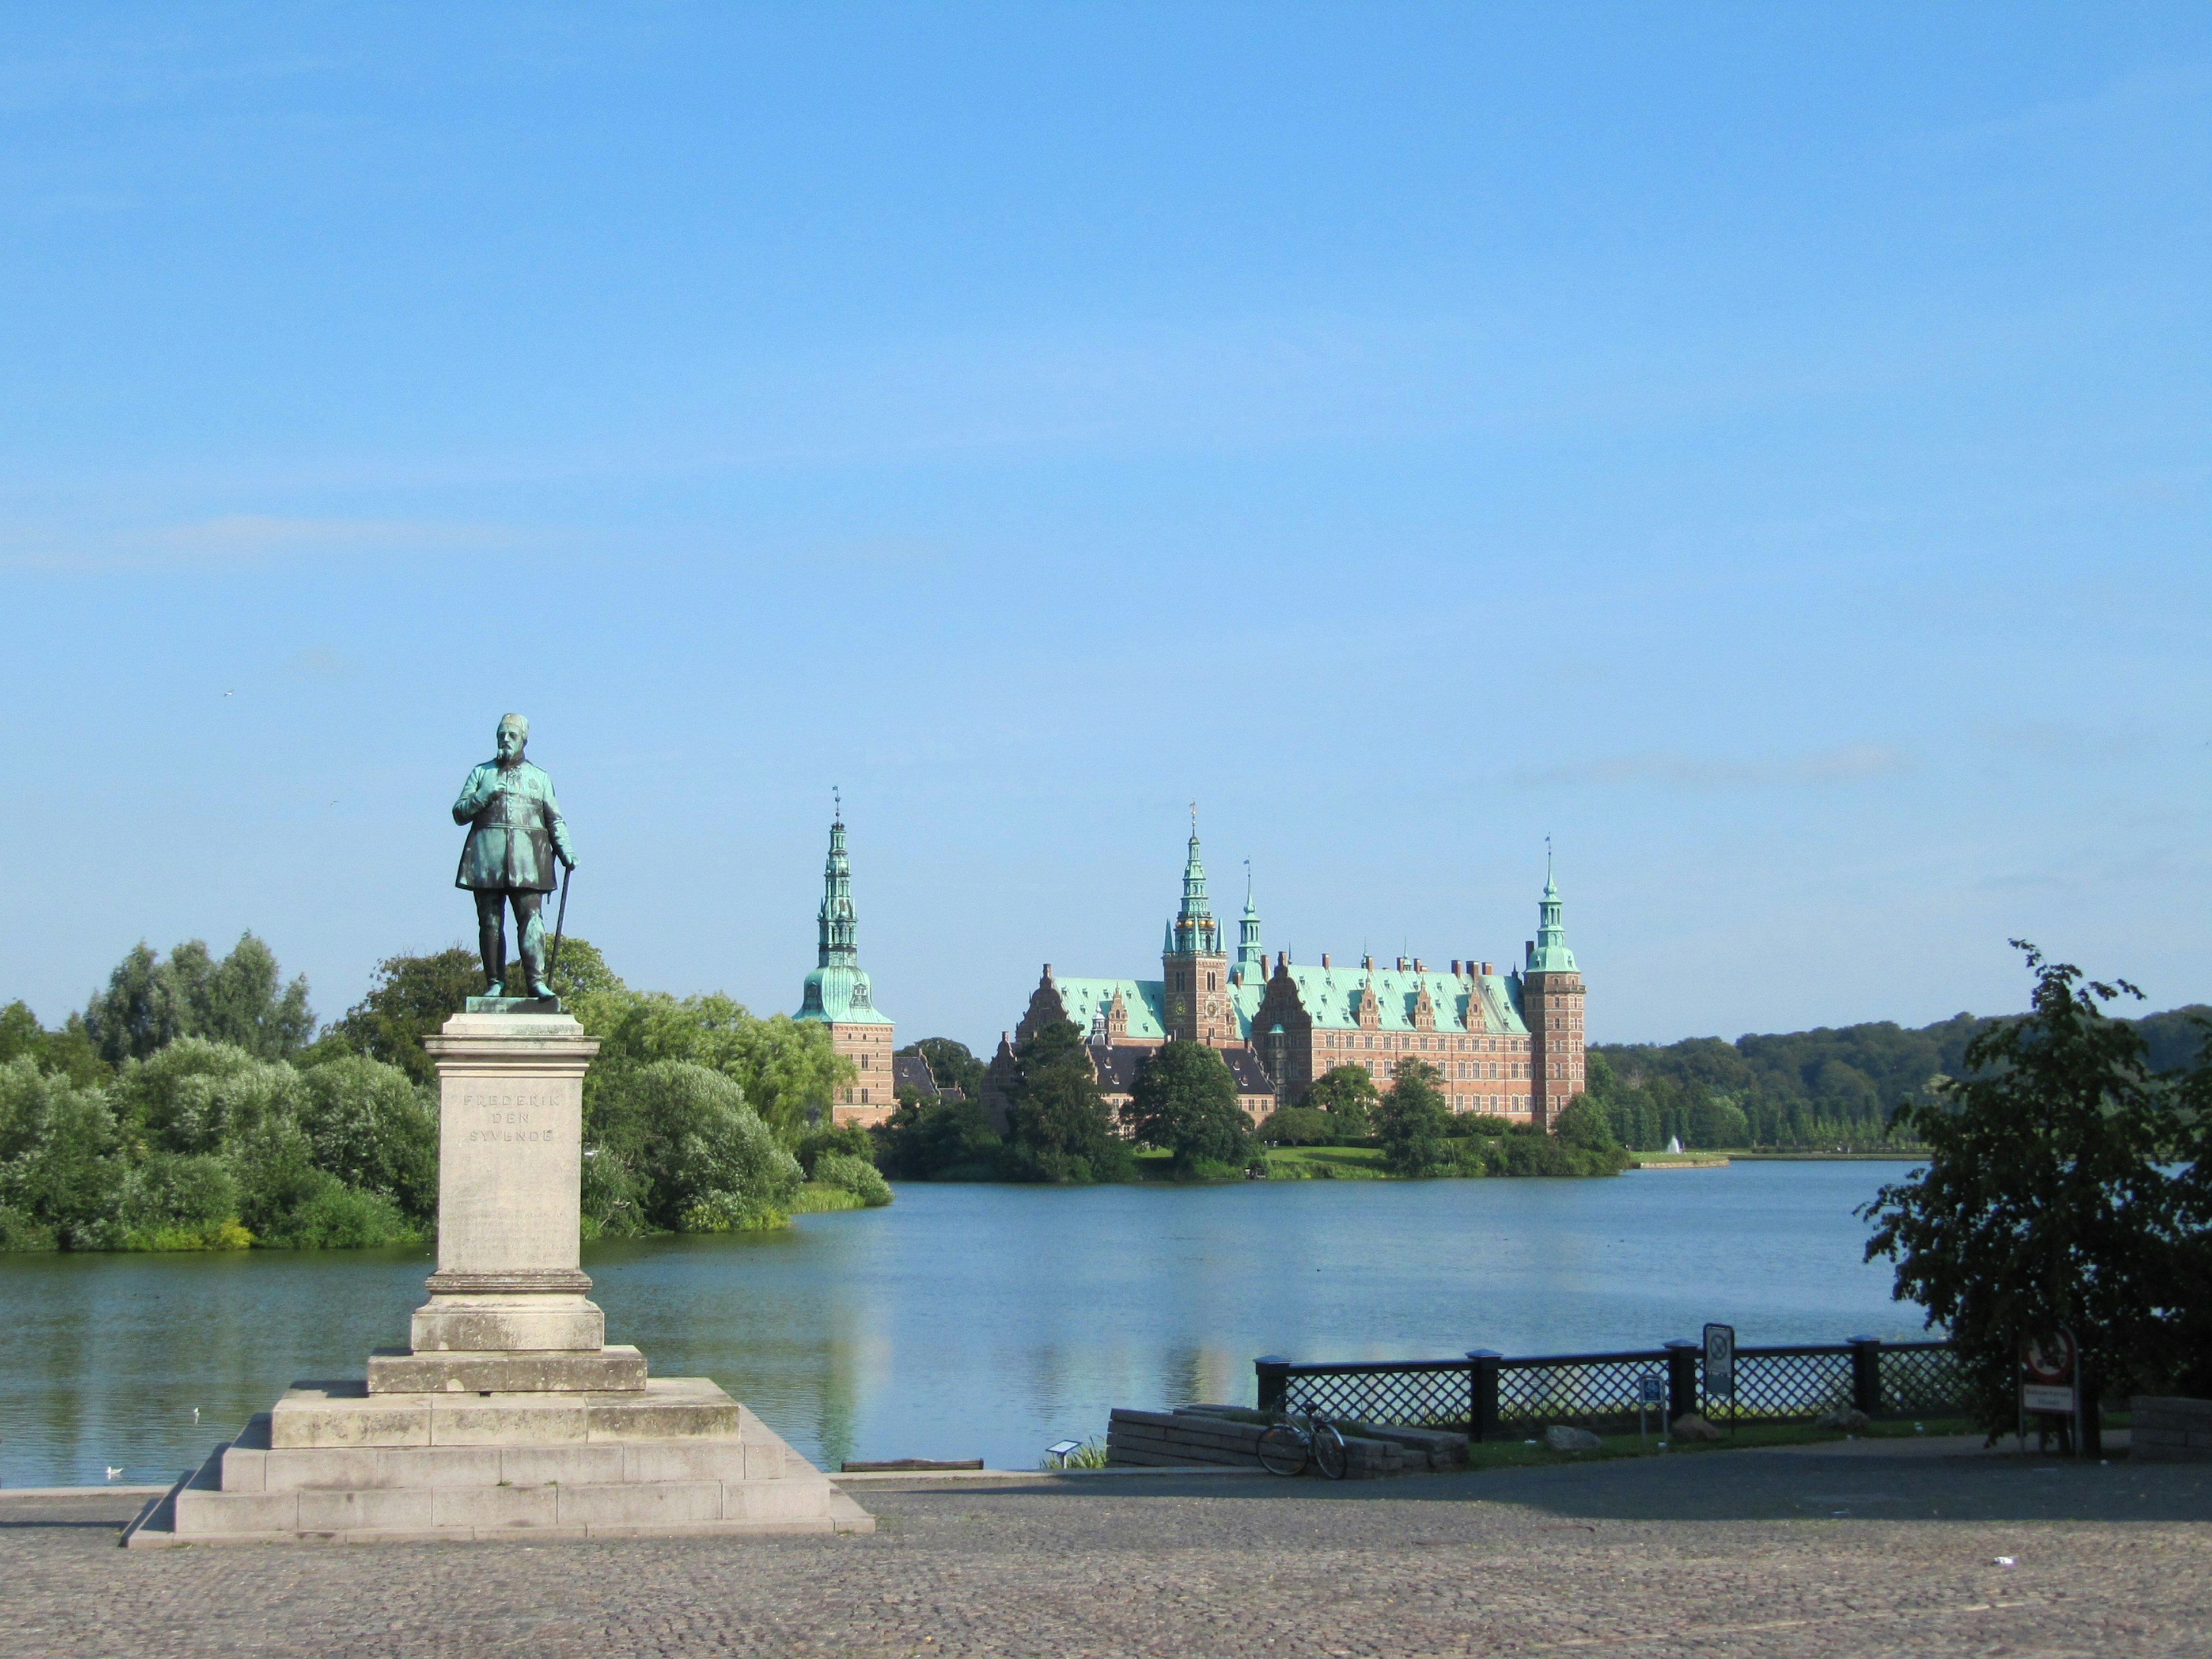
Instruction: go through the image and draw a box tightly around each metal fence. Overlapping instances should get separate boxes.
[1256,1338,1964,1440]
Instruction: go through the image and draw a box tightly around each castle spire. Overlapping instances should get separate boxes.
[1236,859,1263,972]
[817,793,858,969]
[1527,840,1576,972]
[1169,804,1219,955]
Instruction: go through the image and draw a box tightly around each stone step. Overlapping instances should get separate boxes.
[366,1344,648,1395]
[270,1376,741,1449]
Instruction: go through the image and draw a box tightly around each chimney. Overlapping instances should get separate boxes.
[1450,959,1460,975]
[1414,958,1424,973]
[1480,960,1493,976]
[1321,952,1331,968]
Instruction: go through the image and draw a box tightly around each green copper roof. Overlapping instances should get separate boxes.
[1271,964,1529,1036]
[1052,977,1168,1042]
[1525,846,1577,974]
[798,963,893,1026]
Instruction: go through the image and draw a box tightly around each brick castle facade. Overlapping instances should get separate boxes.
[983,821,1586,1131]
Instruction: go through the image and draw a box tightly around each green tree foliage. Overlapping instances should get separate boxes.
[1125,1040,1252,1174]
[84,934,313,1065]
[874,1095,1002,1180]
[897,1037,988,1102]
[1374,1058,1453,1176]
[1862,945,2194,1441]
[581,1060,800,1234]
[1256,1104,1338,1145]
[1299,1064,1378,1137]
[0,1041,429,1252]
[1000,1019,1134,1183]
[0,1002,108,1086]
[325,946,482,1084]
[810,1152,893,1207]
[588,993,850,1146]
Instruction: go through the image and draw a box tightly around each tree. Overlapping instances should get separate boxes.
[324,938,624,1084]
[1001,1019,1133,1183]
[1374,1058,1453,1176]
[584,1060,801,1233]
[1255,1105,1336,1146]
[875,1095,1001,1180]
[1126,1040,1251,1173]
[84,934,313,1065]
[589,993,850,1146]
[1300,1065,1378,1137]
[325,947,483,1083]
[0,1002,109,1086]
[899,1037,988,1102]
[1862,945,2185,1447]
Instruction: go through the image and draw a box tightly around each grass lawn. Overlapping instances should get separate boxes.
[1261,1145,1392,1179]
[788,1181,870,1213]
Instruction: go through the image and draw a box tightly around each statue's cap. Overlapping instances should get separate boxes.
[497,712,529,734]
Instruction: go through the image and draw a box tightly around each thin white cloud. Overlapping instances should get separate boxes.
[0,513,519,570]
[1513,743,1914,792]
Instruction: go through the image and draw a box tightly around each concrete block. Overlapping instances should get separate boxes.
[430,1484,559,1529]
[554,1481,722,1527]
[271,1385,431,1448]
[260,1446,502,1491]
[296,1488,436,1532]
[501,1444,628,1486]
[410,1298,605,1355]
[429,1397,588,1445]
[369,1344,645,1394]
[744,1440,787,1480]
[622,1442,752,1484]
[176,1488,300,1534]
[584,1378,741,1441]
[722,1477,835,1521]
[220,1445,266,1491]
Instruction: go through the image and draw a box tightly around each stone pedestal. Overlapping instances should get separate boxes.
[127,1009,871,1547]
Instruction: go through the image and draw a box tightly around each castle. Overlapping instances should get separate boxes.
[983,820,1587,1130]
[792,805,899,1127]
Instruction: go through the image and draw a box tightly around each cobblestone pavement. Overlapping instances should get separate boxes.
[3,1450,2207,1658]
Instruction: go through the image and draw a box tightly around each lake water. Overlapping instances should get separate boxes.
[0,1161,1931,1487]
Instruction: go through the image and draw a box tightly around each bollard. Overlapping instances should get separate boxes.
[1848,1336,1883,1418]
[1467,1351,1501,1442]
[1665,1340,1700,1425]
[1255,1355,1290,1416]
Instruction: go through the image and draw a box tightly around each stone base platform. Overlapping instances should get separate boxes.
[123,1378,874,1547]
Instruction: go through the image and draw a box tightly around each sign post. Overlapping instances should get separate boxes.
[1638,1372,1665,1446]
[1703,1323,1737,1435]
[2019,1329,2082,1457]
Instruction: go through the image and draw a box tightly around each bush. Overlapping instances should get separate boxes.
[118,1152,245,1249]
[264,1176,418,1249]
[1256,1105,1336,1145]
[875,1096,1002,1180]
[811,1151,893,1207]
[797,1123,877,1178]
[0,1058,123,1248]
[589,1060,802,1233]
[294,1056,438,1222]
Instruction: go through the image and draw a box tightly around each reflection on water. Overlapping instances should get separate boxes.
[0,1161,1926,1485]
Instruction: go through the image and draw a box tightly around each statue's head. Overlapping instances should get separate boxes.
[495,713,529,764]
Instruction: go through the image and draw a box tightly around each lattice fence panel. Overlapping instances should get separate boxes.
[1726,1351,1855,1420]
[1879,1346,1968,1416]
[1495,1361,1662,1427]
[1283,1367,1468,1430]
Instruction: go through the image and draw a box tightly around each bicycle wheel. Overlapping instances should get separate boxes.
[1256,1424,1310,1478]
[1309,1420,1349,1480]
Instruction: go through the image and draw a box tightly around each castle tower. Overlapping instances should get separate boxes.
[1522,844,1585,1132]
[1162,808,1233,1046]
[1232,864,1264,986]
[794,795,896,1125]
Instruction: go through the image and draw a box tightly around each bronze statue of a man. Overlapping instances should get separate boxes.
[453,713,578,999]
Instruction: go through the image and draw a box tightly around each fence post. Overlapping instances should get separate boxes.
[1849,1336,1882,1418]
[1467,1351,1501,1442]
[1255,1355,1290,1416]
[1665,1340,1699,1425]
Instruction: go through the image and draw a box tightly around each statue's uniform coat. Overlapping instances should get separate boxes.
[453,760,574,892]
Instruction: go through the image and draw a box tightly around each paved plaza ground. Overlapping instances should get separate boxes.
[3,1442,2207,1658]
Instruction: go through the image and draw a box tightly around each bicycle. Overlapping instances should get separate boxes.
[1256,1397,1349,1479]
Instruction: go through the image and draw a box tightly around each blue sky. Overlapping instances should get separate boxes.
[3,5,2207,1050]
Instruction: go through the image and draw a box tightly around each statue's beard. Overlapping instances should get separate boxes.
[497,745,524,768]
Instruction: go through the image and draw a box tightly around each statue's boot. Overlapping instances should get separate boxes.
[479,916,506,998]
[518,916,553,999]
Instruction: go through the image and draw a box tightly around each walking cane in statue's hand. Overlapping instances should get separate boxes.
[548,859,573,993]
